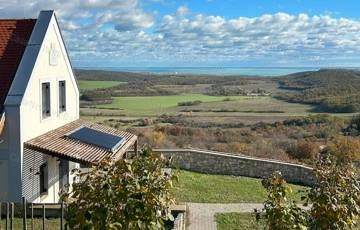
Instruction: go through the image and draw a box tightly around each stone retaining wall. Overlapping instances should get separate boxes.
[153,149,315,186]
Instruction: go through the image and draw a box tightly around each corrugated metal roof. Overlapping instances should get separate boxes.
[24,120,137,164]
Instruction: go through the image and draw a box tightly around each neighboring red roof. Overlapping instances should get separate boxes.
[0,19,36,112]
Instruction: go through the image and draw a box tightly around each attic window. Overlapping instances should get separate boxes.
[42,82,51,118]
[59,81,66,113]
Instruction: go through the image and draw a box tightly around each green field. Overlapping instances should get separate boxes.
[172,170,307,203]
[96,94,259,116]
[78,80,123,90]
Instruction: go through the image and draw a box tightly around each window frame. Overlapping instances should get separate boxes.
[39,162,48,195]
[58,80,66,113]
[41,81,51,120]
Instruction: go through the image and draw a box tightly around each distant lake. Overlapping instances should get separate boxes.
[78,66,321,76]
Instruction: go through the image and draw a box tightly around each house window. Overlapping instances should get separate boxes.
[59,81,66,112]
[42,82,51,118]
[39,163,48,194]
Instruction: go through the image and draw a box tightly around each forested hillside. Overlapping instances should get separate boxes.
[275,69,360,112]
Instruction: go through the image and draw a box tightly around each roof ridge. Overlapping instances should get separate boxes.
[0,19,36,21]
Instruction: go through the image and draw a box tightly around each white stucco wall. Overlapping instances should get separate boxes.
[21,16,79,141]
[32,157,80,203]
[0,11,80,202]
[20,14,79,203]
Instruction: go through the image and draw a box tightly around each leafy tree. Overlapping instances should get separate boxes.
[255,171,308,230]
[62,147,177,230]
[256,154,360,230]
[306,154,360,229]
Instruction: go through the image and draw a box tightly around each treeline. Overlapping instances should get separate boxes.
[80,81,175,105]
[275,69,360,112]
[75,69,251,85]
[205,84,270,96]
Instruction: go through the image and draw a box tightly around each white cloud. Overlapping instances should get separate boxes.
[176,5,189,17]
[1,1,360,66]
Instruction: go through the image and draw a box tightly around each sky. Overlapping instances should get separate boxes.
[1,0,360,67]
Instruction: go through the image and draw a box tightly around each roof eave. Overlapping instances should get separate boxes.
[4,11,54,107]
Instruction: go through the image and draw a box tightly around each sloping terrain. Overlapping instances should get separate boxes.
[275,69,360,112]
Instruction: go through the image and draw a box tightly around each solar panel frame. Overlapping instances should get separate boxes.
[66,126,125,153]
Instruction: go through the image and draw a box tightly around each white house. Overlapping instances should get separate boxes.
[0,11,137,203]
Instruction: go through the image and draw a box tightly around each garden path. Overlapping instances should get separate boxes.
[186,202,263,230]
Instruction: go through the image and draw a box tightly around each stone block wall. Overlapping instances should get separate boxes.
[153,149,315,186]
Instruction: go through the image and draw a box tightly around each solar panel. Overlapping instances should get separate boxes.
[66,127,125,152]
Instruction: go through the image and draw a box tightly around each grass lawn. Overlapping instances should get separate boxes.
[97,94,257,116]
[216,213,360,230]
[0,218,60,230]
[172,170,307,203]
[78,80,124,90]
[216,213,261,230]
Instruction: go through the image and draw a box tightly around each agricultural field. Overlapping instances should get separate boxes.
[95,94,258,116]
[78,80,124,90]
[77,69,359,165]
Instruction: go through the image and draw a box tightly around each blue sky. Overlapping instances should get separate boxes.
[148,0,359,20]
[1,0,360,67]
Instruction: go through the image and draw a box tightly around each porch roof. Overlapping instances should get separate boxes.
[24,119,137,164]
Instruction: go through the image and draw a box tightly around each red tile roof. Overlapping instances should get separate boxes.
[0,19,36,112]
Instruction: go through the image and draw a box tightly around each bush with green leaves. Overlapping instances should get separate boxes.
[256,154,360,230]
[255,172,308,230]
[306,154,360,229]
[62,147,177,230]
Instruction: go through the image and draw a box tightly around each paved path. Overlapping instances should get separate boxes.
[186,203,263,230]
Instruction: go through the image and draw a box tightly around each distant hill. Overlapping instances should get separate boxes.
[74,69,252,85]
[275,69,360,112]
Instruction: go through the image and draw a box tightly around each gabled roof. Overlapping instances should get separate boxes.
[0,19,36,112]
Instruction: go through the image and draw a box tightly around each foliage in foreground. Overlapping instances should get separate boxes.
[255,172,308,229]
[256,154,360,230]
[62,147,177,230]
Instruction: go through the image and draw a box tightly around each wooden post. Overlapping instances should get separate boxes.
[10,203,14,230]
[0,202,2,227]
[60,202,64,230]
[31,203,34,230]
[134,140,138,155]
[42,204,45,230]
[6,203,9,230]
[22,197,27,230]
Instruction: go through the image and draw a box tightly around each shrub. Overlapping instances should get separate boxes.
[177,100,202,106]
[255,171,308,229]
[344,114,360,136]
[63,147,177,230]
[324,137,360,161]
[286,140,319,161]
[256,154,360,230]
[306,154,360,229]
